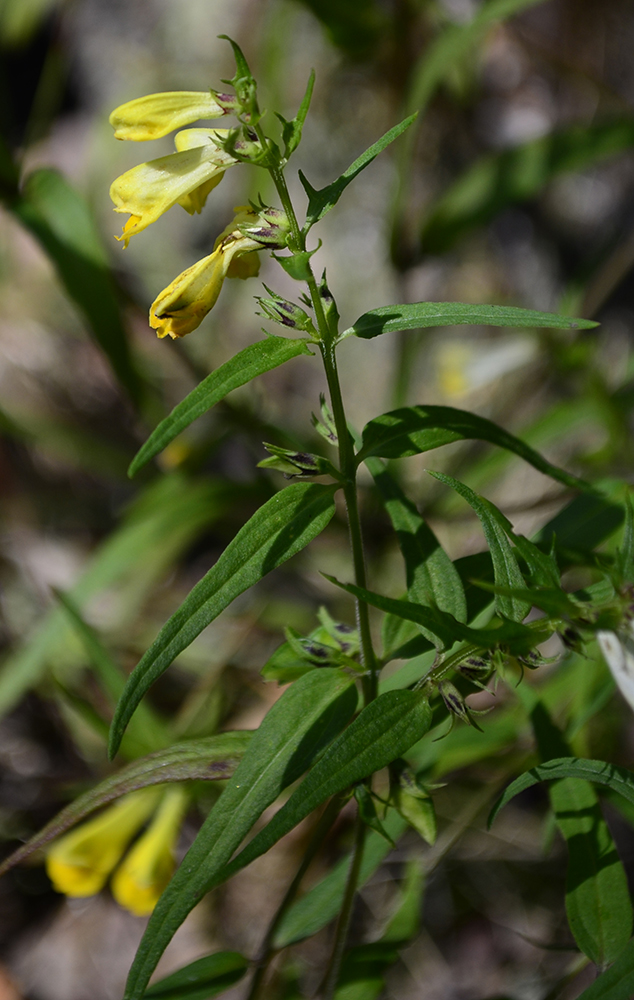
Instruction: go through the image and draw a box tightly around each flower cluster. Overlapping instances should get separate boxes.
[46,787,187,917]
[109,91,289,338]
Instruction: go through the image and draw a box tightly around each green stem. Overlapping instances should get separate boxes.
[247,795,347,1000]
[267,162,378,699]
[320,811,367,1000]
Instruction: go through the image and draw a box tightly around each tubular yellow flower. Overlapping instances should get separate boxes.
[109,91,226,141]
[111,788,187,917]
[110,129,236,244]
[149,208,262,339]
[46,789,161,898]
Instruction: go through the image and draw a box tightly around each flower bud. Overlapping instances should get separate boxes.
[258,443,337,479]
[257,286,316,334]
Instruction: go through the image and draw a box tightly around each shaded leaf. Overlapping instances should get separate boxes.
[357,404,590,492]
[12,169,143,403]
[421,119,634,254]
[428,471,529,622]
[276,70,315,158]
[344,301,597,341]
[326,575,546,652]
[0,732,252,878]
[576,937,634,999]
[143,951,248,1000]
[274,810,408,948]
[367,457,466,624]
[129,337,312,477]
[109,483,338,757]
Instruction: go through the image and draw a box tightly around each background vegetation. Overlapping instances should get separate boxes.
[1,1,634,998]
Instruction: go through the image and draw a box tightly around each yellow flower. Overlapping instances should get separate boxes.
[111,788,187,917]
[46,789,160,898]
[149,207,262,339]
[109,91,226,141]
[110,129,236,245]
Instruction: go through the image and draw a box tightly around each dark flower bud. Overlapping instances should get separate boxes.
[258,443,339,479]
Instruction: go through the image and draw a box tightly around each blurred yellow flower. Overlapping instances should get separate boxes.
[110,128,236,245]
[109,91,226,141]
[149,207,262,339]
[111,787,187,917]
[46,789,160,898]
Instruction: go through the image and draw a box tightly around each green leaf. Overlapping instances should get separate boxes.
[576,937,634,999]
[0,732,251,878]
[109,483,337,757]
[12,169,143,404]
[144,951,248,1000]
[122,669,358,1000]
[420,119,634,253]
[300,114,417,228]
[367,457,467,624]
[144,951,249,1000]
[333,943,400,1000]
[382,856,425,944]
[489,757,634,829]
[343,301,598,340]
[326,575,545,652]
[273,810,409,948]
[356,404,591,492]
[536,492,624,554]
[530,703,633,968]
[129,337,312,477]
[428,472,529,622]
[276,70,315,158]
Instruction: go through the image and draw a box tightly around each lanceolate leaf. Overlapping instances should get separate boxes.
[428,472,529,622]
[356,404,590,492]
[109,483,338,757]
[123,669,358,1000]
[129,337,312,477]
[530,703,632,967]
[575,937,634,999]
[326,576,545,652]
[343,302,597,341]
[367,458,467,624]
[143,951,249,1000]
[0,733,252,878]
[489,758,634,827]
[300,114,417,228]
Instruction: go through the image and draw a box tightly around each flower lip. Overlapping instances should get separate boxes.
[109,91,227,141]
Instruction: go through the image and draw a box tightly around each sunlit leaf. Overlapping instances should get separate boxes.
[356,404,590,492]
[109,483,338,757]
[344,301,597,340]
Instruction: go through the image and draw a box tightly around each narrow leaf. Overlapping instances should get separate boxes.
[129,337,311,477]
[367,457,466,624]
[122,669,358,1000]
[489,758,634,827]
[300,114,417,227]
[0,732,252,878]
[357,404,590,492]
[428,472,529,622]
[277,70,315,158]
[576,936,634,999]
[109,483,337,757]
[326,575,545,652]
[144,951,248,1000]
[344,301,597,340]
